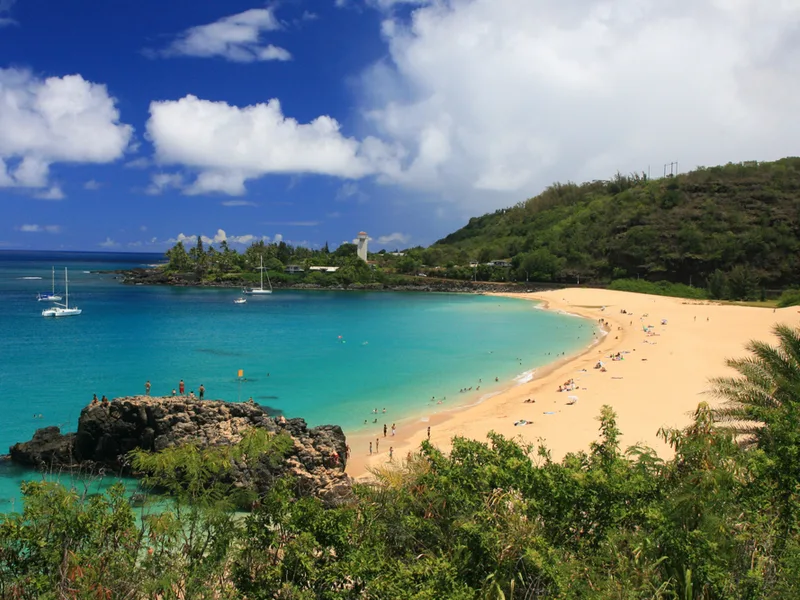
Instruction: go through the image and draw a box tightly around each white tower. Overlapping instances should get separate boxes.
[357,231,368,262]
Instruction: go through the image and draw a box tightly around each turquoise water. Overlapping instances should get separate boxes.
[0,251,596,508]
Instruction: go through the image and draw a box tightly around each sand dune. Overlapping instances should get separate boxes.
[346,288,798,478]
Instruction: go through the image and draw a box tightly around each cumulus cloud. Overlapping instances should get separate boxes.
[165,230,270,247]
[99,237,119,247]
[17,224,61,233]
[358,0,800,213]
[84,179,101,190]
[146,172,184,195]
[146,95,400,195]
[34,186,65,200]
[153,8,291,63]
[0,69,132,191]
[375,232,410,245]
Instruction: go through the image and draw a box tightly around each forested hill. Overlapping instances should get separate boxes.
[432,158,800,288]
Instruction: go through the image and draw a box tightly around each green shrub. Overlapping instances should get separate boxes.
[608,278,708,299]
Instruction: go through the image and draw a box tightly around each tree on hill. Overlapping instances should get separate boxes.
[432,157,800,290]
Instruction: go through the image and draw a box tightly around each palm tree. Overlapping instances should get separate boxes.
[707,323,800,537]
[708,323,800,448]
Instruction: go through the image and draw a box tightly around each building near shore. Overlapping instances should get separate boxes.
[357,231,368,262]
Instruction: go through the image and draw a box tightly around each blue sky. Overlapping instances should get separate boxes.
[1,0,798,252]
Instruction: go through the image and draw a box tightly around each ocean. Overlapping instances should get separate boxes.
[0,250,596,510]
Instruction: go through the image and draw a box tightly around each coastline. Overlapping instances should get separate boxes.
[345,288,796,479]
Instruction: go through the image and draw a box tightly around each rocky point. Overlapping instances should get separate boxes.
[9,395,351,506]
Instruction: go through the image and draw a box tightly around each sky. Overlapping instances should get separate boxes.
[1,0,799,252]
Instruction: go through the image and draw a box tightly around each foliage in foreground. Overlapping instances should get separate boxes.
[4,325,800,598]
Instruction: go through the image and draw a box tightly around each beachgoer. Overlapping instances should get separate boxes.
[376,439,379,452]
[145,380,151,396]
[92,393,98,404]
[189,391,196,400]
[179,379,185,394]
[248,396,254,404]
[389,447,393,461]
[391,424,396,436]
[369,441,372,455]
[199,384,205,400]
[382,407,386,413]
[383,424,387,437]
[172,389,176,396]
[427,426,431,440]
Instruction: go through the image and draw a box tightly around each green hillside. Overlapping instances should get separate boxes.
[431,158,800,291]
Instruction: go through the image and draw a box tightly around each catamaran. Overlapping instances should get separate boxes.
[42,268,81,317]
[37,266,63,302]
[242,255,273,295]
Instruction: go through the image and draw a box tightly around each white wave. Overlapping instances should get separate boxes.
[18,276,42,280]
[514,369,537,384]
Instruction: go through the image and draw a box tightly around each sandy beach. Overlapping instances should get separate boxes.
[345,288,798,478]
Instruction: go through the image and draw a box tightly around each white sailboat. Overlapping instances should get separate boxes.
[242,255,273,295]
[37,267,63,302]
[42,268,81,317]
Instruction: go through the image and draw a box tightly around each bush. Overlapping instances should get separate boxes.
[608,278,708,299]
[777,289,800,308]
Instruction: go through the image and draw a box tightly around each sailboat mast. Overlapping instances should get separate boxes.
[65,268,69,309]
[52,266,55,294]
[260,255,264,290]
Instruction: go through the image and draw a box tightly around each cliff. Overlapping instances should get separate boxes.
[9,395,351,506]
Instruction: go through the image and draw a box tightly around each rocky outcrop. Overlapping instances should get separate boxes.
[9,396,351,506]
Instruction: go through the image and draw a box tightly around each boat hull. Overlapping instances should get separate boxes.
[42,307,82,317]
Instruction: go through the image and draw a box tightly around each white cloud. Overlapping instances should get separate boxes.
[375,232,410,245]
[140,225,147,231]
[0,0,16,27]
[273,233,283,243]
[146,172,183,195]
[34,186,65,200]
[84,179,101,190]
[357,0,800,214]
[17,223,61,233]
[125,157,150,169]
[164,230,271,247]
[99,237,119,248]
[146,95,400,195]
[154,8,291,63]
[221,200,258,207]
[0,69,132,191]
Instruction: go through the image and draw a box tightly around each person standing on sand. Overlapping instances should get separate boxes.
[369,441,373,455]
[145,380,151,396]
[391,423,396,436]
[389,447,393,461]
[376,439,379,452]
[427,426,431,440]
[199,384,205,400]
[179,379,185,395]
[383,424,387,437]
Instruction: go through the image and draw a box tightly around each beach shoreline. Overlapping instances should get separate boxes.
[345,288,795,480]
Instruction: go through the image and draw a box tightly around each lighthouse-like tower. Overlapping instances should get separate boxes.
[357,231,368,262]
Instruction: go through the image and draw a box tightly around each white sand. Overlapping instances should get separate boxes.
[346,288,798,478]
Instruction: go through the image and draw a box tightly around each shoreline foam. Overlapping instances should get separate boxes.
[345,288,794,479]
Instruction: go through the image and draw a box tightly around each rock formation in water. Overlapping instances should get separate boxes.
[9,396,351,506]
